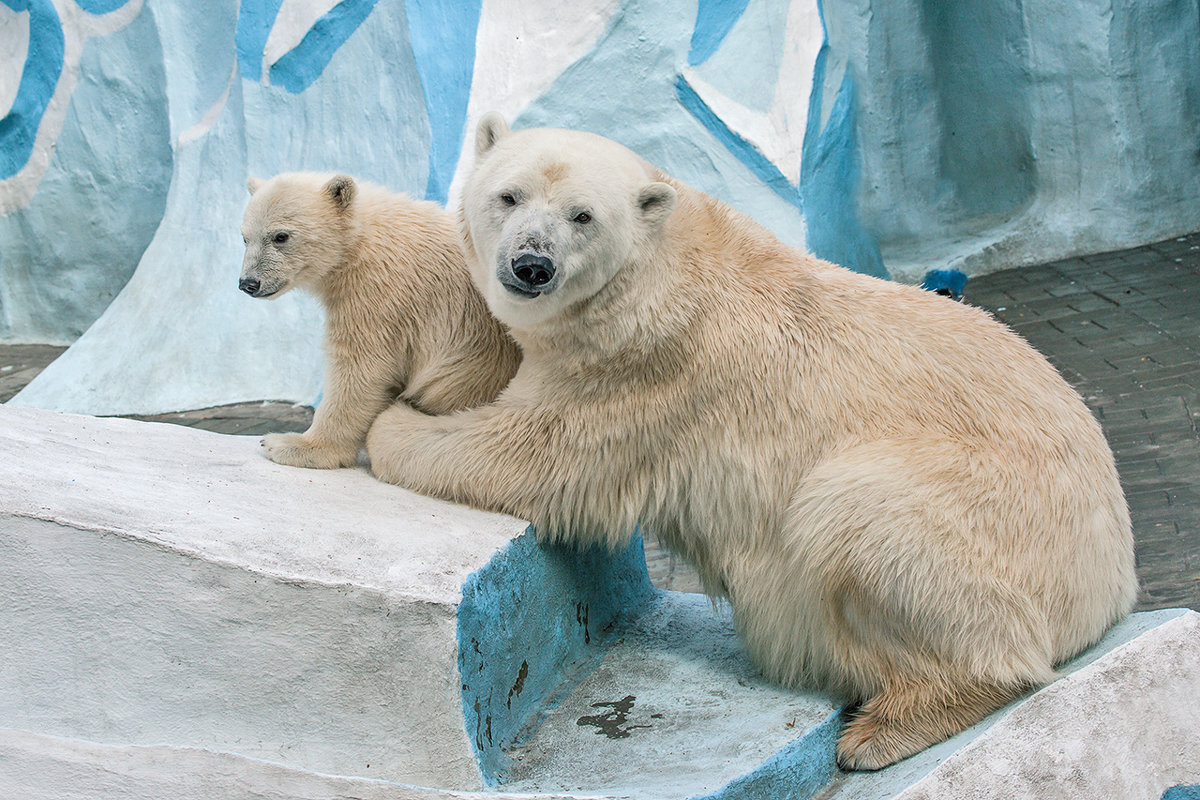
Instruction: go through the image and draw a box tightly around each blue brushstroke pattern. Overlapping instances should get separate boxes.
[799,8,887,278]
[675,74,801,210]
[0,0,64,180]
[406,0,481,203]
[269,0,378,93]
[234,0,284,81]
[75,0,134,14]
[688,0,751,66]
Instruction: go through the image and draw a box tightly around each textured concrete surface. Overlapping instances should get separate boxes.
[0,405,527,789]
[0,405,831,797]
[0,729,590,800]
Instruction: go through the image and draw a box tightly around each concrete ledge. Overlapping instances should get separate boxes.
[3,406,1197,799]
[0,406,531,788]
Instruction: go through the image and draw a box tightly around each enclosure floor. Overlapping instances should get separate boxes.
[963,232,1200,612]
[4,231,1197,609]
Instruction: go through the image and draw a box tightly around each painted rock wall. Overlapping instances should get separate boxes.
[813,0,1200,282]
[2,0,1199,414]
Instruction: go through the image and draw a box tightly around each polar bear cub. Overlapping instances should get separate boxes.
[239,172,520,468]
[365,118,1136,769]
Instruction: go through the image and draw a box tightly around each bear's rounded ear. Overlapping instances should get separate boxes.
[636,182,677,228]
[324,174,355,211]
[246,177,265,195]
[475,112,510,157]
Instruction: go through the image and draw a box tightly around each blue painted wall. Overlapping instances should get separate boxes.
[2,0,1199,414]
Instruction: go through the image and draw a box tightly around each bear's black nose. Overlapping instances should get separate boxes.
[512,253,555,287]
[239,277,262,296]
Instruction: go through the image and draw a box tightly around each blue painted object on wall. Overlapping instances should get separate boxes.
[234,0,285,82]
[0,0,64,180]
[237,0,378,93]
[457,529,657,784]
[1163,786,1200,800]
[405,0,481,204]
[920,269,967,300]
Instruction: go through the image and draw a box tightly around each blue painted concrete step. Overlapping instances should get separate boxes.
[500,591,840,799]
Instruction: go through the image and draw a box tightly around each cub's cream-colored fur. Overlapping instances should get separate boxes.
[366,118,1136,769]
[240,172,519,468]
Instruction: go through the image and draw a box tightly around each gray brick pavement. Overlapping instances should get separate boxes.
[965,232,1200,612]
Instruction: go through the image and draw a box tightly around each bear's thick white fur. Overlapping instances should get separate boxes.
[240,172,519,468]
[366,119,1136,769]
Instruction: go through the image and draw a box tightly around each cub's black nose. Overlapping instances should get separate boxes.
[512,253,555,287]
[239,277,261,296]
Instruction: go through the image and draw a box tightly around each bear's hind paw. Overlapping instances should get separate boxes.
[835,678,1020,771]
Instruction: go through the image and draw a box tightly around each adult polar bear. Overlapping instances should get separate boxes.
[367,116,1136,769]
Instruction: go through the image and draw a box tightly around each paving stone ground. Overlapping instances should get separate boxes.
[3,232,1196,607]
[963,232,1200,613]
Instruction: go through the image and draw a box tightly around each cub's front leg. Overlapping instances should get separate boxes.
[262,354,394,469]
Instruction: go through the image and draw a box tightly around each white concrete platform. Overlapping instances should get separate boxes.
[0,405,529,789]
[503,593,840,798]
[2,405,1198,799]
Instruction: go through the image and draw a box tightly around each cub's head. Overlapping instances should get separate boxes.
[461,114,677,329]
[238,172,355,299]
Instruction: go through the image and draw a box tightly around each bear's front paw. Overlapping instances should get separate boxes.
[261,432,357,469]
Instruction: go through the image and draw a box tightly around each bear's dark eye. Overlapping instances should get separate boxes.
[573,211,592,224]
[500,193,516,206]
[273,232,290,244]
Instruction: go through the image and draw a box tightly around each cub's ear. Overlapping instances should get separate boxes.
[324,174,355,211]
[475,112,510,157]
[246,177,265,195]
[636,182,677,228]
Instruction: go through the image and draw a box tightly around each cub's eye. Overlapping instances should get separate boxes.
[242,235,248,244]
[573,211,592,224]
[273,232,290,244]
[500,193,516,206]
